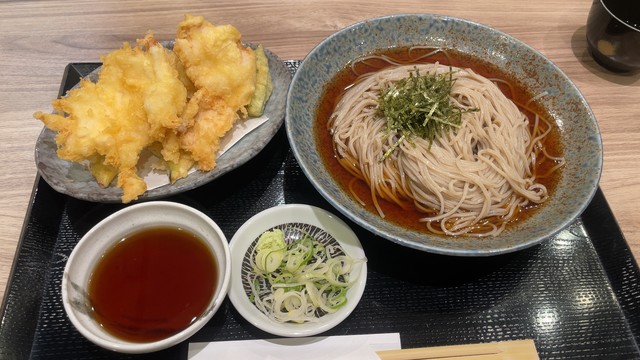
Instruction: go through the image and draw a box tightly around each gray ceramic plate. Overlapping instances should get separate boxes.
[285,14,603,256]
[35,44,291,203]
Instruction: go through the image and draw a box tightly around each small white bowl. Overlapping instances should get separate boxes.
[61,201,231,354]
[228,204,367,337]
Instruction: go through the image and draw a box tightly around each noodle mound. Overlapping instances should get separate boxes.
[329,62,561,237]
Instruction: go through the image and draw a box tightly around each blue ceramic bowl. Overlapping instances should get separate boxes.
[285,14,602,256]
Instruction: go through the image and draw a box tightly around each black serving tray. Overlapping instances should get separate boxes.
[1,62,639,360]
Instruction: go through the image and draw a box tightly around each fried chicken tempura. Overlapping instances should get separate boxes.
[175,14,257,111]
[35,34,188,203]
[172,14,257,171]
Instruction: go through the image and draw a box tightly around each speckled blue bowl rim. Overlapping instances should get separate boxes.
[285,13,603,256]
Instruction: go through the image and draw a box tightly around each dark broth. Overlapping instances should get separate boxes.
[314,47,564,234]
[88,226,217,343]
[604,0,640,29]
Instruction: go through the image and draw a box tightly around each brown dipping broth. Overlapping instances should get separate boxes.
[314,47,564,234]
[88,226,217,343]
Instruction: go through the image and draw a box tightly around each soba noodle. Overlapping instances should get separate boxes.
[328,61,564,237]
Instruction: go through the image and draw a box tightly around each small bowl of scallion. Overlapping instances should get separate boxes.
[228,204,367,337]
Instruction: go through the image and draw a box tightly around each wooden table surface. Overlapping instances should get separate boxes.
[1,0,639,308]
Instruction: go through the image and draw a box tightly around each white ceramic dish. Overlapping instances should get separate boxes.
[228,204,367,337]
[61,201,231,354]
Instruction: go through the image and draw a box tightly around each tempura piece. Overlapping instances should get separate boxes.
[174,14,257,110]
[87,154,118,187]
[35,34,188,203]
[247,45,273,117]
[172,14,258,171]
[178,89,239,171]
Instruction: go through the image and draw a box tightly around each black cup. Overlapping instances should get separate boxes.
[586,0,640,72]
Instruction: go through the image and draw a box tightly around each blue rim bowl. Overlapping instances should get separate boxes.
[285,14,602,256]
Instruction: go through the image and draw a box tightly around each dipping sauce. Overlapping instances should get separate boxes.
[88,226,217,343]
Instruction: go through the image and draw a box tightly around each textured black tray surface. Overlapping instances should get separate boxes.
[1,62,639,359]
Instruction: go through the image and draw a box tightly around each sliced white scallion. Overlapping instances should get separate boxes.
[247,227,365,324]
[254,229,287,273]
